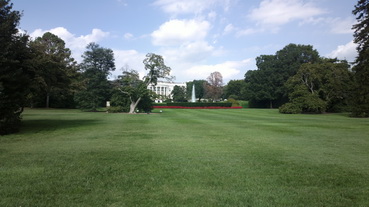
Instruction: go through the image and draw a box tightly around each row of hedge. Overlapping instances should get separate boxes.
[161,102,233,107]
[153,106,242,109]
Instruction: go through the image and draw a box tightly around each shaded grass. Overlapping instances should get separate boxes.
[0,108,368,206]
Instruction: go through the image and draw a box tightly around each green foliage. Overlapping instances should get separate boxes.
[143,53,172,85]
[238,100,249,108]
[166,102,232,107]
[171,85,187,102]
[75,43,115,111]
[112,67,155,113]
[279,103,302,114]
[294,92,327,114]
[0,0,33,135]
[109,90,130,112]
[107,106,126,113]
[116,53,172,113]
[28,32,78,108]
[224,79,248,100]
[245,44,320,108]
[351,0,369,117]
[281,59,353,114]
[136,93,153,113]
[226,98,240,107]
[186,80,208,101]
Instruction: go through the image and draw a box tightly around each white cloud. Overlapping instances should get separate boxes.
[153,0,231,16]
[151,19,211,46]
[327,41,357,62]
[329,17,356,34]
[300,16,356,34]
[236,28,260,36]
[249,0,325,31]
[166,41,214,62]
[184,59,253,82]
[208,11,217,21]
[30,27,110,62]
[223,24,235,35]
[111,49,146,79]
[124,33,134,39]
[223,24,260,37]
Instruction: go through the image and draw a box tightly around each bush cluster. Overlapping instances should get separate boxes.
[166,102,232,107]
[279,103,301,114]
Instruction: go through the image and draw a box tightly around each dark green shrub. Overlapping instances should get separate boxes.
[279,103,302,114]
[166,102,232,107]
[297,94,327,114]
[0,111,22,135]
[226,98,240,107]
[137,95,153,113]
[107,106,128,113]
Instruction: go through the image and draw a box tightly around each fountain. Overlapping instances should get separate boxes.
[191,84,196,102]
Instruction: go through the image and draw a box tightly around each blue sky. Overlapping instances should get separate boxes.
[13,0,357,83]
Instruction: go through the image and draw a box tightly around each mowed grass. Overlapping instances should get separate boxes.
[0,109,368,206]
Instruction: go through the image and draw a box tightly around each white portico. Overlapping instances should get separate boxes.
[148,81,186,101]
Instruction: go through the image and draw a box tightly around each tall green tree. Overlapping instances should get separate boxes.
[116,69,152,113]
[118,53,172,113]
[224,79,248,100]
[74,43,115,111]
[245,44,320,108]
[280,59,353,114]
[171,85,187,102]
[29,32,77,108]
[351,0,369,117]
[0,0,33,135]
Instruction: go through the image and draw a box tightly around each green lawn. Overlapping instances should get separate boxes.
[1,109,368,206]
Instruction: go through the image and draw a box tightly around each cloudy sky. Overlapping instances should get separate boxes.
[13,0,357,83]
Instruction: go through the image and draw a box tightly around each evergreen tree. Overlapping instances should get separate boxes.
[75,43,115,111]
[351,0,369,117]
[0,0,33,135]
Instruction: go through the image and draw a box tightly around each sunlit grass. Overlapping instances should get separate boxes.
[0,108,368,206]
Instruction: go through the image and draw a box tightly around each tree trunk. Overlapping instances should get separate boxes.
[129,97,142,113]
[46,92,50,108]
[270,100,273,109]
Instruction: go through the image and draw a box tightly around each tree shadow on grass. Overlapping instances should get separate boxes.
[20,119,101,134]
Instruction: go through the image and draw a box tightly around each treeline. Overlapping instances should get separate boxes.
[224,43,366,115]
[1,1,121,134]
[239,44,353,114]
[1,0,176,135]
[225,0,369,116]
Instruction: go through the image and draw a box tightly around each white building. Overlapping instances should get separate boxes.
[148,81,186,102]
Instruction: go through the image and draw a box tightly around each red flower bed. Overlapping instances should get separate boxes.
[153,106,243,109]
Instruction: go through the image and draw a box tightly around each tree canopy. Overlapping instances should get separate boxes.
[116,53,172,113]
[245,44,320,108]
[351,0,369,117]
[205,71,224,101]
[280,59,353,114]
[74,43,115,111]
[186,80,207,101]
[171,85,187,102]
[223,80,248,100]
[29,32,77,108]
[0,0,33,135]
